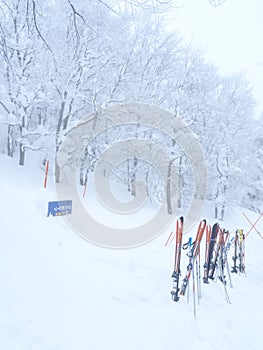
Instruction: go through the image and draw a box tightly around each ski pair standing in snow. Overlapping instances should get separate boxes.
[203,223,231,282]
[171,218,206,303]
[203,223,232,303]
[180,219,206,296]
[171,216,184,302]
[232,229,245,274]
[203,222,219,283]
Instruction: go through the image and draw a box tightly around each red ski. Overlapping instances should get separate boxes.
[180,220,206,296]
[171,217,184,302]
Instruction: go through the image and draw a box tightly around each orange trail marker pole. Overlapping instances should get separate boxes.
[44,160,49,188]
[165,231,174,247]
[243,212,263,239]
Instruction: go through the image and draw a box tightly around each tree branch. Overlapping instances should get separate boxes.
[208,0,226,7]
[0,100,10,113]
[31,0,58,67]
[67,0,96,33]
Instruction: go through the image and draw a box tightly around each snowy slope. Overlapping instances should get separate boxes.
[0,155,263,350]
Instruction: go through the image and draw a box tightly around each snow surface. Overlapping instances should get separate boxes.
[0,154,263,350]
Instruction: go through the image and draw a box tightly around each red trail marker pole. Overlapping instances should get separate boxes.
[44,160,49,188]
[165,231,174,247]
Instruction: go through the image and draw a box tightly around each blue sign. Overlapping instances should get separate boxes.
[47,200,72,217]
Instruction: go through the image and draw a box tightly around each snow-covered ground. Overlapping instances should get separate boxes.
[0,154,263,350]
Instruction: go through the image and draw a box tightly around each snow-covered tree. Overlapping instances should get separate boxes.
[0,0,43,164]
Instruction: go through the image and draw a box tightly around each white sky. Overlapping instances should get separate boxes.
[168,0,263,117]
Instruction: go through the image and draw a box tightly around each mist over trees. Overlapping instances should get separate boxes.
[0,0,262,217]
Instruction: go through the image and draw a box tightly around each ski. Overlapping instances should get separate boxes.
[218,229,229,285]
[222,234,234,288]
[203,224,212,283]
[232,229,245,274]
[180,220,206,297]
[209,227,224,280]
[182,237,193,303]
[171,216,184,302]
[231,230,239,273]
[238,229,245,274]
[217,230,231,304]
[205,222,220,281]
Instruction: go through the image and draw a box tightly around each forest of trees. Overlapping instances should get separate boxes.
[0,0,262,218]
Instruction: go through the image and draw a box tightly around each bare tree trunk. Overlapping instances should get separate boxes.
[63,114,70,130]
[55,154,61,183]
[220,184,227,220]
[18,124,25,166]
[7,124,15,157]
[79,147,89,185]
[55,92,67,183]
[55,161,60,183]
[19,142,25,166]
[215,152,223,219]
[131,157,138,197]
[79,161,85,185]
[37,107,42,125]
[166,159,173,215]
[215,205,218,219]
[177,156,183,208]
[220,204,225,221]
